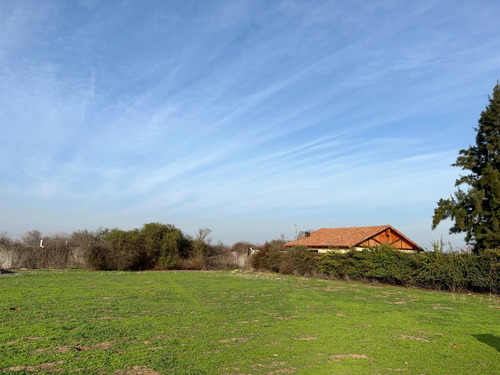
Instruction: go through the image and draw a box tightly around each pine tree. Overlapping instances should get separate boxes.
[432,82,500,252]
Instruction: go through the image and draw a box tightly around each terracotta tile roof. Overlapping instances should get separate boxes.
[284,225,419,249]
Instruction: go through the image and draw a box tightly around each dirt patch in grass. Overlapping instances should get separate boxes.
[6,337,44,345]
[276,316,299,321]
[2,360,65,373]
[2,365,38,372]
[267,369,297,374]
[488,305,500,309]
[237,320,260,324]
[432,304,453,310]
[293,337,317,341]
[218,337,250,343]
[115,365,160,375]
[74,341,114,351]
[398,335,435,343]
[387,368,409,372]
[373,293,392,298]
[330,354,372,362]
[39,361,66,370]
[383,297,418,305]
[309,286,348,292]
[250,361,296,373]
[92,341,113,350]
[251,362,288,369]
[88,316,122,321]
[29,348,46,355]
[415,330,444,336]
[244,300,261,304]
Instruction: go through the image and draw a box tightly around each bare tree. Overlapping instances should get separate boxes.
[70,230,101,249]
[195,228,212,244]
[0,231,11,247]
[21,230,42,247]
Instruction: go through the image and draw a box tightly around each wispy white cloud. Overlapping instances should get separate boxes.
[1,0,499,245]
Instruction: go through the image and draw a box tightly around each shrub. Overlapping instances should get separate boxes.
[252,241,283,272]
[7,232,72,269]
[315,247,500,294]
[205,242,236,269]
[99,223,192,270]
[86,245,115,270]
[362,245,419,285]
[279,246,316,276]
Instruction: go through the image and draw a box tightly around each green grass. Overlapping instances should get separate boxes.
[1,270,499,374]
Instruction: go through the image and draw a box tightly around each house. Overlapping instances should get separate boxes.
[284,225,422,253]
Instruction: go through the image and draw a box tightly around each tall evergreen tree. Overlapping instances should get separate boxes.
[432,82,500,252]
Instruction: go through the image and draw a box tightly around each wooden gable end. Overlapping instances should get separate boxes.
[357,228,418,250]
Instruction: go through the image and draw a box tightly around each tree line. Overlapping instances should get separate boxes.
[252,242,500,294]
[0,223,256,271]
[433,81,500,252]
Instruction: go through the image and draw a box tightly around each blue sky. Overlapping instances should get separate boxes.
[1,1,499,248]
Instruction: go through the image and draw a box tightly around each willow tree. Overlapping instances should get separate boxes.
[432,82,500,252]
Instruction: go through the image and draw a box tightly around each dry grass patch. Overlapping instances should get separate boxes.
[115,366,160,375]
[432,304,454,310]
[276,315,300,321]
[218,337,250,343]
[398,335,435,343]
[73,341,114,352]
[330,354,372,362]
[2,360,66,373]
[267,368,297,374]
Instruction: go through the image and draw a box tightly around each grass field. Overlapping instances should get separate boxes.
[1,270,499,374]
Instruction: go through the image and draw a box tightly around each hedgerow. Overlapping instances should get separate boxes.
[1,223,235,271]
[324,247,500,294]
[256,245,500,294]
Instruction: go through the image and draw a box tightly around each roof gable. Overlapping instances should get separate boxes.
[284,225,422,251]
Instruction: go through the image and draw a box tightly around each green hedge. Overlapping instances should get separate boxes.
[257,245,500,294]
[252,243,315,276]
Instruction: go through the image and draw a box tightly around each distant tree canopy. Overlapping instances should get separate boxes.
[1,223,240,271]
[433,82,500,252]
[101,223,191,270]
